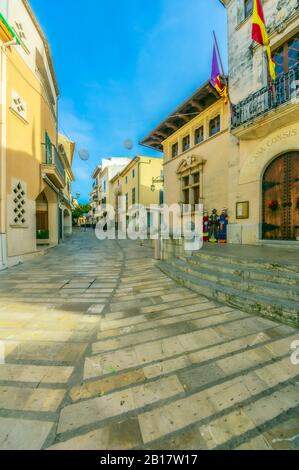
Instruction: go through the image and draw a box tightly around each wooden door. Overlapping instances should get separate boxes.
[263,152,299,240]
[36,211,48,231]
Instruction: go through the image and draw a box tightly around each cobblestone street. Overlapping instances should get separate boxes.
[0,230,298,450]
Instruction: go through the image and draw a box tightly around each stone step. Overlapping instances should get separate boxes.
[172,257,299,302]
[158,262,299,327]
[178,254,299,287]
[191,250,299,274]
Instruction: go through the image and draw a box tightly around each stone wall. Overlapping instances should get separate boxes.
[227,0,299,102]
[161,237,187,262]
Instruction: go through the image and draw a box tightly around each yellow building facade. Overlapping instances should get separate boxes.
[141,82,230,230]
[118,156,164,225]
[90,156,163,230]
[0,0,74,269]
[58,134,75,238]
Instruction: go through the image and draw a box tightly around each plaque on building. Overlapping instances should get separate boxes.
[236,201,249,220]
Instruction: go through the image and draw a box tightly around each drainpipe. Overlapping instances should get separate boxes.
[0,43,8,269]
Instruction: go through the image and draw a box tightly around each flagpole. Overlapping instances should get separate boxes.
[212,30,232,107]
[213,31,226,79]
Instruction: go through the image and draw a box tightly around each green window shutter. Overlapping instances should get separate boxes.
[45,132,52,164]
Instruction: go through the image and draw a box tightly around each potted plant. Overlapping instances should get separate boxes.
[36,229,50,245]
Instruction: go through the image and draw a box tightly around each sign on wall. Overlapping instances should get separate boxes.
[236,201,250,220]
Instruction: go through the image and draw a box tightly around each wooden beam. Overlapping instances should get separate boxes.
[155,130,169,139]
[209,86,220,99]
[177,114,189,123]
[165,121,179,131]
[190,100,204,112]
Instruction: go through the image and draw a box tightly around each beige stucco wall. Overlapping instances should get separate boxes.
[62,206,72,237]
[163,99,231,212]
[108,177,121,209]
[164,130,231,213]
[4,45,58,259]
[121,157,163,209]
[58,134,75,238]
[0,4,73,266]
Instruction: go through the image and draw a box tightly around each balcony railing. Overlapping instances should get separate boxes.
[53,147,65,181]
[232,63,299,129]
[45,143,65,181]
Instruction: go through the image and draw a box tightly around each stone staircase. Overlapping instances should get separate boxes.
[158,250,299,328]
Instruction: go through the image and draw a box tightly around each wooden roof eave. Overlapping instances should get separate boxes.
[140,81,221,151]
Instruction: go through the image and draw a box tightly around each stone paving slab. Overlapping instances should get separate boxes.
[69,369,146,403]
[0,364,74,384]
[0,231,298,450]
[199,383,299,449]
[6,341,89,364]
[58,375,183,434]
[0,417,54,450]
[49,417,142,450]
[137,356,299,445]
[0,386,66,412]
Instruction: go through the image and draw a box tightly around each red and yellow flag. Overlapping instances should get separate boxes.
[252,0,276,80]
[210,44,228,104]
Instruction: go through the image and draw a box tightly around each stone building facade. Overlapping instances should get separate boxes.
[142,0,299,247]
[221,0,299,244]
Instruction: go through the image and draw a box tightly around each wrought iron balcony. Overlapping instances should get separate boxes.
[232,63,299,130]
[42,141,66,189]
[52,147,65,181]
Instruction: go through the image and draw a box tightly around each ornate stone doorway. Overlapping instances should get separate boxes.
[262,152,299,240]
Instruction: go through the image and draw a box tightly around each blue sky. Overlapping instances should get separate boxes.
[30,0,227,202]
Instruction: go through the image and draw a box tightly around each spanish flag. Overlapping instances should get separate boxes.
[210,44,228,104]
[252,0,276,80]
